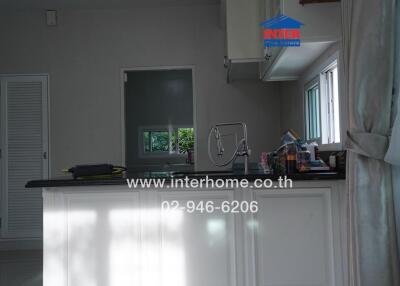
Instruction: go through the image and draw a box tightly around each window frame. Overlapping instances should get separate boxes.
[138,125,193,158]
[143,130,171,154]
[303,56,343,151]
[304,76,322,144]
[320,60,341,146]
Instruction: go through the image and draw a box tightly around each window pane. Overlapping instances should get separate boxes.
[142,128,194,155]
[308,89,315,139]
[150,131,169,152]
[306,84,321,140]
[332,67,340,143]
[312,88,317,137]
[315,87,321,138]
[177,128,194,154]
[327,71,334,143]
[143,131,169,153]
[323,64,340,144]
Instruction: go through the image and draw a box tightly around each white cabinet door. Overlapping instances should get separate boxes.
[44,188,240,286]
[270,0,281,17]
[43,189,141,286]
[245,187,341,286]
[155,190,238,286]
[226,0,265,61]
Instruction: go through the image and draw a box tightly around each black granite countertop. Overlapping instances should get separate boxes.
[26,170,345,188]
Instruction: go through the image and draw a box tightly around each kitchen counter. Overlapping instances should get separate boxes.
[40,173,347,286]
[26,170,345,188]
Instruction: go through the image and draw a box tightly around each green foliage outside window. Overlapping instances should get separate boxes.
[177,128,194,153]
[143,128,194,154]
[151,131,169,152]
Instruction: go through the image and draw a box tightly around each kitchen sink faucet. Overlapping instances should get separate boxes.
[208,122,251,174]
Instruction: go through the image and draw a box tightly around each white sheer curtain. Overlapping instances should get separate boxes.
[342,0,400,285]
[385,0,400,259]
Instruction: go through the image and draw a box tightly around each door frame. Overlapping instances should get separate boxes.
[120,65,198,171]
[0,74,49,239]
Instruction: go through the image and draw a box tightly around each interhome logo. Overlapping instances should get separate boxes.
[260,14,304,47]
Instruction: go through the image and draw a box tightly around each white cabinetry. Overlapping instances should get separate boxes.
[243,183,347,286]
[43,181,347,286]
[43,189,141,286]
[225,0,265,62]
[261,1,341,81]
[270,0,339,42]
[223,0,265,82]
[155,190,238,286]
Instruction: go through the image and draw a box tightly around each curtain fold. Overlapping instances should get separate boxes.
[384,0,400,265]
[385,0,400,167]
[342,0,400,285]
[392,167,400,261]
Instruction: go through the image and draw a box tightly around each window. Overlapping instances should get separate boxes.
[321,62,341,144]
[305,82,321,140]
[305,59,341,145]
[173,128,195,154]
[143,131,170,153]
[141,127,194,156]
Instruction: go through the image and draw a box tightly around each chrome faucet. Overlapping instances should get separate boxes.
[208,122,251,174]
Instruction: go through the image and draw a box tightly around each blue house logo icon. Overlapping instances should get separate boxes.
[260,15,304,47]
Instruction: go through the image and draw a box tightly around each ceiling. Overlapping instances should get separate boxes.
[0,0,220,10]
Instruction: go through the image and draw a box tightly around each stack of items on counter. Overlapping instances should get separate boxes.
[259,129,340,175]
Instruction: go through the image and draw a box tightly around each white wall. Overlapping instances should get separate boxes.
[279,81,304,137]
[0,5,281,175]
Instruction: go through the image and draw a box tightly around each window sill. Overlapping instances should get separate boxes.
[138,153,187,159]
[318,143,343,152]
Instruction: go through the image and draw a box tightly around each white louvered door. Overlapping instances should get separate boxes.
[0,75,49,239]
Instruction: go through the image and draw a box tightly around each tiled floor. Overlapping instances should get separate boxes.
[0,250,42,286]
